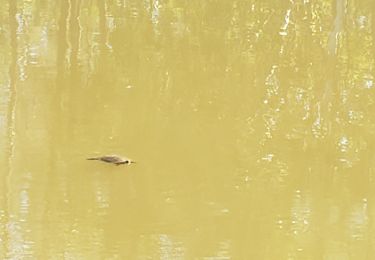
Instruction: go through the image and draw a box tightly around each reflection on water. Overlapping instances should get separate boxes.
[1,0,375,259]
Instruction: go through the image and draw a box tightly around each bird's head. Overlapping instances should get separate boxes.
[126,160,136,164]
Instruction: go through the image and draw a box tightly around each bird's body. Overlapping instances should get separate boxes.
[87,155,135,165]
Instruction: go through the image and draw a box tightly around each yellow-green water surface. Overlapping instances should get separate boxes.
[1,0,375,259]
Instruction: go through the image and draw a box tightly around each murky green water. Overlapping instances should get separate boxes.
[1,0,375,259]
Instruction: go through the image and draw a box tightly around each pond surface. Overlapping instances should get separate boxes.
[1,0,375,259]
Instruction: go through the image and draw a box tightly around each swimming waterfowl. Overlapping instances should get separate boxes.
[87,155,135,165]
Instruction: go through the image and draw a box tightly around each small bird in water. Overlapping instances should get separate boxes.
[87,155,135,165]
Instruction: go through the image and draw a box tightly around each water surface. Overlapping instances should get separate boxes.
[1,0,375,259]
